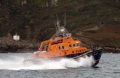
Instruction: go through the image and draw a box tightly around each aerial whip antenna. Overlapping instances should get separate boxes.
[56,13,60,31]
[54,21,58,33]
[64,12,66,27]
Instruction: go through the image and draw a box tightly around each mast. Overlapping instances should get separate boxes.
[51,13,69,38]
[64,12,66,27]
[56,13,60,31]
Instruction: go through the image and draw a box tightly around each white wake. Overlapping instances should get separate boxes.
[0,55,95,70]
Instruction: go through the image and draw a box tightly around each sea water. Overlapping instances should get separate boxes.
[0,53,120,78]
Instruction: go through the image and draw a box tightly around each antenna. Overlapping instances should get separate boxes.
[56,13,60,31]
[54,22,58,33]
[64,12,66,27]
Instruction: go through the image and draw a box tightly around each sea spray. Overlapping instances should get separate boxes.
[0,54,95,70]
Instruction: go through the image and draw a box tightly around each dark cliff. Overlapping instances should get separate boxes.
[0,0,120,52]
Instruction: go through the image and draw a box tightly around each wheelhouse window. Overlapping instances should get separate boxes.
[58,46,64,50]
[73,44,75,47]
[76,43,80,46]
[62,46,64,49]
[69,44,72,47]
[58,46,61,50]
[69,43,80,47]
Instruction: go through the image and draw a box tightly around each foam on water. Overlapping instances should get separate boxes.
[0,55,95,70]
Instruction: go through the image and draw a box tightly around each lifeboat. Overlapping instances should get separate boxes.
[25,14,103,67]
[31,24,103,67]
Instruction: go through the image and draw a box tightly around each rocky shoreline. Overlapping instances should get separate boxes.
[103,47,120,53]
[0,37,39,53]
[0,37,120,53]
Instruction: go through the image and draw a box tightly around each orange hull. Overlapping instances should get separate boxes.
[33,36,88,58]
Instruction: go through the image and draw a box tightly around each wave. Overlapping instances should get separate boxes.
[0,54,94,70]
